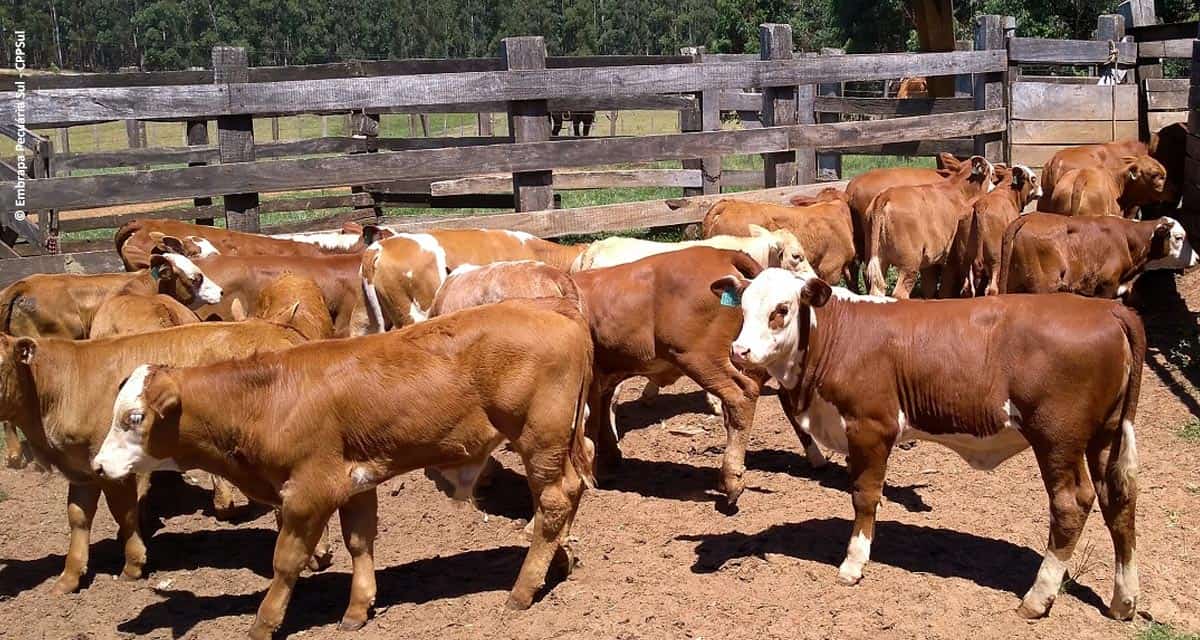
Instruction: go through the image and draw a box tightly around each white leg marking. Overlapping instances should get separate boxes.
[706,392,723,416]
[1020,548,1068,616]
[837,531,872,585]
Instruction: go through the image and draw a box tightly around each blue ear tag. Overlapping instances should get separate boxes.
[720,289,741,308]
[150,266,161,280]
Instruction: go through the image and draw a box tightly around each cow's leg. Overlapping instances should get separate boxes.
[848,260,864,294]
[676,355,761,507]
[51,483,102,594]
[507,447,583,610]
[3,422,25,469]
[838,420,894,585]
[586,383,621,473]
[1019,452,1094,619]
[250,496,335,640]
[1087,421,1139,620]
[919,266,940,299]
[274,508,334,572]
[891,268,918,299]
[102,478,147,582]
[211,475,240,520]
[337,489,379,631]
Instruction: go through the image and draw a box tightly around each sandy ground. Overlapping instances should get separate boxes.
[1,273,1198,640]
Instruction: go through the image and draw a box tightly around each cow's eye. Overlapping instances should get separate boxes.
[126,411,144,427]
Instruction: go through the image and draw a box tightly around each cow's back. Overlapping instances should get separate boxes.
[1040,140,1147,206]
[1,273,138,339]
[431,261,581,317]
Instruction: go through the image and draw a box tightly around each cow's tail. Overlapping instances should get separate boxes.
[0,280,23,334]
[865,197,889,296]
[359,245,388,333]
[998,213,1034,294]
[568,330,597,490]
[1108,304,1146,502]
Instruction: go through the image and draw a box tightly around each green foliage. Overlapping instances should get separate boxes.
[1138,623,1200,640]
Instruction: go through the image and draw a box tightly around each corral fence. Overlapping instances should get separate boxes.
[0,4,1198,287]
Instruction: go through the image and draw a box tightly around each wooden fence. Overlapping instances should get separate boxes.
[2,10,1199,285]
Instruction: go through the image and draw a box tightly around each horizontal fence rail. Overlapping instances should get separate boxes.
[5,50,1007,127]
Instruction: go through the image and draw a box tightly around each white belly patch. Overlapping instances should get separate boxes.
[795,393,849,454]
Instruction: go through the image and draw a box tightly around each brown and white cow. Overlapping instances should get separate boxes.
[573,247,825,506]
[1043,155,1168,218]
[115,219,361,271]
[91,299,595,638]
[946,164,1042,296]
[182,252,367,336]
[430,261,582,317]
[0,253,221,469]
[716,268,1144,620]
[700,194,856,285]
[844,153,963,289]
[999,213,1197,297]
[359,229,587,331]
[865,156,997,298]
[572,226,810,274]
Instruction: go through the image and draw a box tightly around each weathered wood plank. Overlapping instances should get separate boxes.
[213,47,260,232]
[430,169,703,195]
[57,192,375,233]
[761,24,798,188]
[830,138,974,156]
[813,96,975,116]
[503,36,554,212]
[0,250,126,287]
[1008,37,1137,65]
[974,15,1006,163]
[6,50,1008,126]
[1138,39,1195,59]
[1,109,1005,212]
[1147,90,1188,110]
[1010,144,1074,168]
[1148,111,1189,131]
[1145,78,1190,92]
[1011,120,1138,144]
[1011,82,1138,121]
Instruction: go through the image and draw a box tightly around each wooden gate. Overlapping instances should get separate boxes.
[1009,81,1138,170]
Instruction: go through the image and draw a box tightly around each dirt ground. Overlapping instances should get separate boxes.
[2,274,1199,640]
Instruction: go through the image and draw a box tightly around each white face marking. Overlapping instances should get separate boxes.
[1146,217,1198,270]
[1014,165,1043,200]
[159,253,223,305]
[731,269,813,387]
[274,231,361,250]
[186,236,220,257]
[93,365,167,479]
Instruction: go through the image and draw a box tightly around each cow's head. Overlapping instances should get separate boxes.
[962,155,997,193]
[149,253,223,308]
[752,225,813,275]
[1011,164,1043,205]
[1121,155,1169,201]
[1146,217,1198,271]
[0,335,37,421]
[92,364,182,480]
[149,232,219,259]
[712,268,832,387]
[936,152,965,177]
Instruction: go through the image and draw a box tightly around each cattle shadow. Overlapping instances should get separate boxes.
[473,464,535,521]
[613,389,717,435]
[747,449,933,513]
[676,518,1104,610]
[1132,271,1200,417]
[118,545,532,638]
[141,472,273,536]
[0,538,125,598]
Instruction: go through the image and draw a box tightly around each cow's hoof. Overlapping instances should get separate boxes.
[307,550,334,572]
[1106,597,1136,621]
[836,565,863,586]
[248,620,276,640]
[118,566,144,581]
[504,592,534,611]
[5,454,25,470]
[50,574,81,595]
[1016,599,1051,620]
[338,616,368,631]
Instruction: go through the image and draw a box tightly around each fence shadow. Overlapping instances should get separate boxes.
[1132,271,1200,416]
[676,518,1105,610]
[118,545,532,638]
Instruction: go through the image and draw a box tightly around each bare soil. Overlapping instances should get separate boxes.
[2,273,1199,640]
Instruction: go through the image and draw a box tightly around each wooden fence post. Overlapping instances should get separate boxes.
[350,111,383,220]
[816,47,844,181]
[212,46,261,232]
[186,119,215,225]
[761,24,798,187]
[1120,0,1161,140]
[477,113,493,136]
[1094,14,1130,84]
[680,46,722,196]
[501,36,554,212]
[118,67,148,150]
[974,15,1006,164]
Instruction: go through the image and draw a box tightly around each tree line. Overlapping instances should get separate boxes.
[0,0,1196,72]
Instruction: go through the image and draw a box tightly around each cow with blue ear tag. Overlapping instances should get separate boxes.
[723,266,1146,622]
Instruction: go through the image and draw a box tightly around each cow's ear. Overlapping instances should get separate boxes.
[1010,168,1024,188]
[12,337,36,365]
[341,221,363,235]
[144,369,181,419]
[970,156,989,175]
[148,231,166,243]
[710,275,749,308]
[158,235,186,255]
[798,277,832,308]
[148,254,172,281]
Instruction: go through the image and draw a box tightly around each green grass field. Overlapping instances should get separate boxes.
[32,110,936,243]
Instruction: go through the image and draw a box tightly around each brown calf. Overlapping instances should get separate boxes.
[430,261,582,317]
[700,195,856,285]
[1044,155,1168,218]
[999,213,1197,297]
[946,164,1042,296]
[116,219,361,271]
[720,268,1144,620]
[92,299,595,638]
[866,156,996,298]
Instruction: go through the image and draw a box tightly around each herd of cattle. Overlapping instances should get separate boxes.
[0,123,1194,637]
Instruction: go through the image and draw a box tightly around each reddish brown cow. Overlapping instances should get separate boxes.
[700,195,856,285]
[718,268,1144,620]
[1044,155,1168,218]
[91,299,595,637]
[116,219,362,271]
[999,213,1197,297]
[866,156,997,298]
[430,261,582,317]
[946,164,1042,296]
